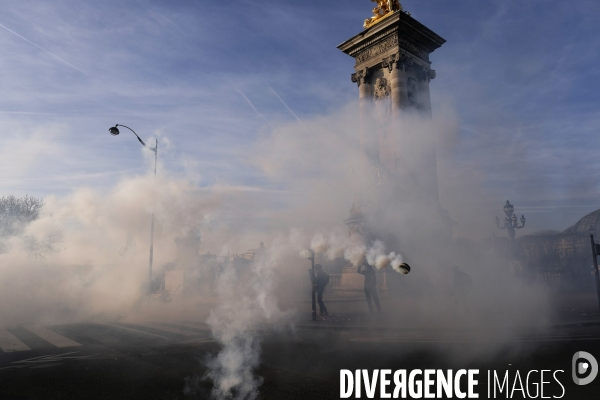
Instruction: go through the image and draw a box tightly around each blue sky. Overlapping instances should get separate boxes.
[1,0,600,235]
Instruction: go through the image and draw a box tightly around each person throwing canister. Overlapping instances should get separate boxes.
[357,263,382,313]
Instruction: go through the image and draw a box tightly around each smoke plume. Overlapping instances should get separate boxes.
[0,99,555,399]
[201,234,301,400]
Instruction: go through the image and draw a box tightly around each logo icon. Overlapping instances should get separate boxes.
[572,351,598,385]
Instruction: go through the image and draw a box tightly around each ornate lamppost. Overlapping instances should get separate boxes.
[495,200,526,242]
[109,124,158,294]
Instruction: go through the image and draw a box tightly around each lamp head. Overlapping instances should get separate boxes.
[503,200,514,217]
[109,126,120,136]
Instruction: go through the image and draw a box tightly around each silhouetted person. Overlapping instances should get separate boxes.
[311,264,329,315]
[450,265,472,314]
[358,263,381,313]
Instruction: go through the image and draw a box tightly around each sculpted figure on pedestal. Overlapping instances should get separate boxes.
[364,0,402,29]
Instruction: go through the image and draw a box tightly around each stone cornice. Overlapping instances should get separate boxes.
[338,11,445,54]
[338,11,445,69]
[354,34,399,65]
[347,28,399,58]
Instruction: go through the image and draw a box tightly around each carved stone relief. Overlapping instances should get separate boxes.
[382,53,401,72]
[373,77,391,100]
[381,51,434,74]
[398,38,428,60]
[355,35,399,65]
[351,68,370,87]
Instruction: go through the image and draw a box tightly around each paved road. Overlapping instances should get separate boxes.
[0,319,599,399]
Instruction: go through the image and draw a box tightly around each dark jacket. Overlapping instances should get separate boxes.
[314,270,330,292]
[358,265,376,288]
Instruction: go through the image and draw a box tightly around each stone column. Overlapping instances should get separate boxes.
[352,68,378,163]
[383,53,408,118]
[416,68,436,117]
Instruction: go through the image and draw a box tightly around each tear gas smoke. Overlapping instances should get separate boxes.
[308,231,369,266]
[309,235,405,273]
[198,230,409,399]
[0,174,221,327]
[0,100,555,399]
[194,234,300,400]
[248,103,553,355]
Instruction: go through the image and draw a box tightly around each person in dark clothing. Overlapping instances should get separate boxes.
[312,264,329,315]
[357,263,382,313]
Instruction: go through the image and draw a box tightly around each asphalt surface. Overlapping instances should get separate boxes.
[0,316,599,399]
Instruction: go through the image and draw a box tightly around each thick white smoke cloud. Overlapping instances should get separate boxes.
[365,239,403,271]
[199,233,304,400]
[309,233,404,273]
[0,99,555,399]
[0,173,222,326]
[249,102,552,335]
[190,101,554,398]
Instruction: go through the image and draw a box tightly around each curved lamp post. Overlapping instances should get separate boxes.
[495,200,526,242]
[109,124,158,294]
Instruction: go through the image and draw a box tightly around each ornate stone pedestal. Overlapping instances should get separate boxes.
[334,264,389,298]
[333,7,448,297]
[335,264,364,297]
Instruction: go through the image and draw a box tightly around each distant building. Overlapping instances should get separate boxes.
[518,209,599,286]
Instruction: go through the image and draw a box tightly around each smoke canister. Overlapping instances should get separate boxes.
[399,263,411,274]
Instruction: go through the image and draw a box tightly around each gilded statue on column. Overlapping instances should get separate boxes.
[364,0,402,29]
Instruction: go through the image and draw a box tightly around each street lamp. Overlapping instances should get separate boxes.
[495,200,526,242]
[588,225,600,314]
[307,249,316,321]
[109,124,158,294]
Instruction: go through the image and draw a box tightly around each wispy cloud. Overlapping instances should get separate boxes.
[265,82,309,132]
[233,87,275,130]
[0,21,86,75]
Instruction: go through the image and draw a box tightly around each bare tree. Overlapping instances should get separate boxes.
[0,195,61,259]
[0,195,44,237]
[23,230,64,261]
